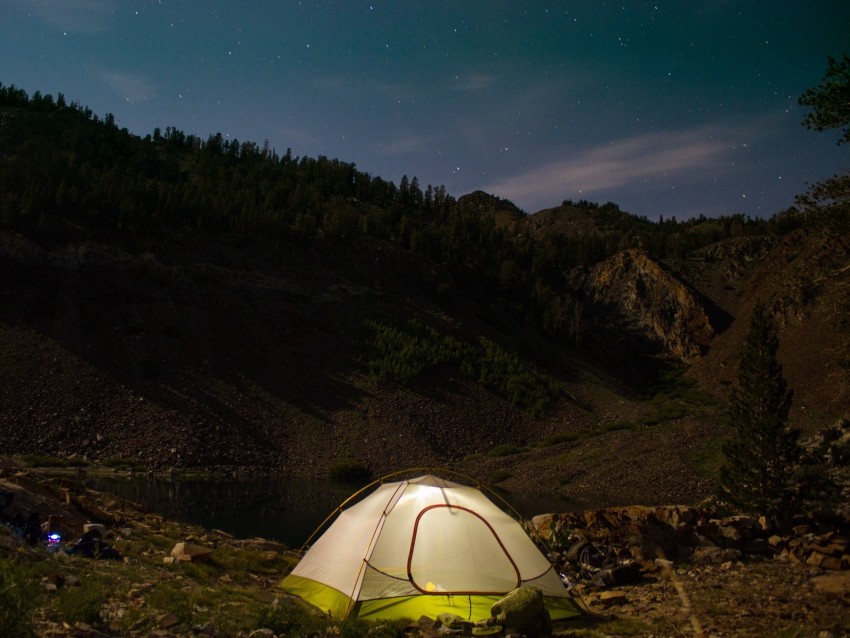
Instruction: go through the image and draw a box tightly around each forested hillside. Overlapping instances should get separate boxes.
[1,81,848,503]
[0,82,809,359]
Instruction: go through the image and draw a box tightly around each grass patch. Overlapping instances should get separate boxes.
[339,617,412,638]
[559,447,601,465]
[688,436,728,479]
[252,600,326,636]
[57,580,106,628]
[590,618,660,636]
[488,443,527,457]
[146,582,194,626]
[603,421,632,432]
[100,456,147,471]
[186,585,260,632]
[14,454,87,468]
[641,402,690,426]
[0,556,38,638]
[212,545,296,577]
[488,469,513,484]
[539,432,580,447]
[637,368,720,427]
[140,531,182,554]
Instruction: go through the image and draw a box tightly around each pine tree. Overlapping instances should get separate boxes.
[798,53,850,145]
[719,301,802,520]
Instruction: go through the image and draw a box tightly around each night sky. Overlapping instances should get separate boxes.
[3,1,848,219]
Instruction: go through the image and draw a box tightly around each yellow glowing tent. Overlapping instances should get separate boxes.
[280,473,582,622]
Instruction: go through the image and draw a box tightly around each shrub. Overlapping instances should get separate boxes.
[0,557,37,638]
[791,463,843,514]
[362,320,456,385]
[363,320,560,415]
[475,337,560,416]
[488,443,526,457]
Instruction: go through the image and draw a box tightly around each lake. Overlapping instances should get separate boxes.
[84,474,575,548]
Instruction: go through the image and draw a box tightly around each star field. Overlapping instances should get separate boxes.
[2,1,848,219]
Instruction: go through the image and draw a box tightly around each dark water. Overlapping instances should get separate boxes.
[83,475,574,548]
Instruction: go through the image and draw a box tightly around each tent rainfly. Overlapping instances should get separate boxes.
[280,474,582,622]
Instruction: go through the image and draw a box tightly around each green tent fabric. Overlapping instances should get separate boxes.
[280,474,582,622]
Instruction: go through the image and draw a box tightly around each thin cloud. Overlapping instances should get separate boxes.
[100,70,155,103]
[453,73,496,92]
[17,0,116,34]
[277,127,320,149]
[378,133,438,156]
[481,126,735,208]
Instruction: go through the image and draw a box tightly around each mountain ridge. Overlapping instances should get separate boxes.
[1,84,848,504]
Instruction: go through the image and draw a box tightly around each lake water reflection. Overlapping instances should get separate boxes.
[84,475,574,548]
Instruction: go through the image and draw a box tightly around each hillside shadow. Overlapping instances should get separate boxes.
[0,239,370,446]
[694,288,735,336]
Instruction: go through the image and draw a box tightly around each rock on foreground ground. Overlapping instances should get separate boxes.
[535,505,850,636]
[2,465,849,637]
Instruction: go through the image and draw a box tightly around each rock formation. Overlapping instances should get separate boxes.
[586,249,715,362]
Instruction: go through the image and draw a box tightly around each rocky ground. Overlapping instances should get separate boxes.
[565,559,850,637]
[536,507,850,637]
[2,462,849,637]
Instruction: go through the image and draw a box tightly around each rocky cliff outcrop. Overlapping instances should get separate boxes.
[691,235,776,282]
[586,249,715,362]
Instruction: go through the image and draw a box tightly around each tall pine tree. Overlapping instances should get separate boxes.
[719,301,802,520]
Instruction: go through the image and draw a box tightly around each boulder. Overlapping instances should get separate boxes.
[810,572,850,594]
[157,612,180,629]
[486,585,552,636]
[490,586,544,627]
[597,590,627,606]
[170,541,213,562]
[83,523,107,537]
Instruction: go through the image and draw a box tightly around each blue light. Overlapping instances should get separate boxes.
[48,533,61,544]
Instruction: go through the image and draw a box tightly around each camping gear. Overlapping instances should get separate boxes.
[280,473,582,621]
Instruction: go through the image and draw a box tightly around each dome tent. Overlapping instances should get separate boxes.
[280,472,582,622]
